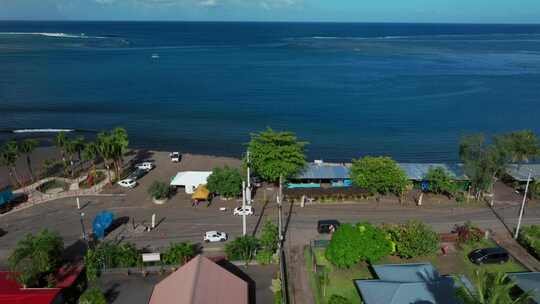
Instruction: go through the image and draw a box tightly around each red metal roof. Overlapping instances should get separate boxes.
[0,272,62,304]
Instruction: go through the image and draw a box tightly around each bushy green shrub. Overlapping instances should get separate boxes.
[8,229,64,287]
[350,156,409,196]
[326,223,393,268]
[519,225,540,259]
[424,167,457,196]
[161,242,196,265]
[225,236,259,264]
[207,166,243,198]
[385,220,439,258]
[84,241,141,281]
[79,287,106,304]
[328,295,352,304]
[147,181,172,200]
[256,250,273,265]
[260,221,279,253]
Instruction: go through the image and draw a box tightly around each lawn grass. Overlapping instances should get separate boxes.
[306,240,526,304]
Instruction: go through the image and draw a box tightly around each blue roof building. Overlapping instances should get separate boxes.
[355,263,462,304]
[508,272,540,303]
[293,163,350,180]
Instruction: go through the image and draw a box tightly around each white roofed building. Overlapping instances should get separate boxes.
[170,171,212,194]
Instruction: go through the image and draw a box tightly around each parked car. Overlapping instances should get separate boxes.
[170,152,181,162]
[0,228,6,237]
[468,247,509,265]
[118,178,137,188]
[233,206,254,216]
[135,162,154,171]
[128,168,147,180]
[204,231,228,243]
[317,220,341,234]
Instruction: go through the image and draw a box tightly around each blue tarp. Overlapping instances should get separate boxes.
[92,211,114,240]
[0,188,13,207]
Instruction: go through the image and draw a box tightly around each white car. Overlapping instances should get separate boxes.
[233,206,254,216]
[135,162,154,171]
[169,152,181,162]
[204,231,228,243]
[118,178,137,188]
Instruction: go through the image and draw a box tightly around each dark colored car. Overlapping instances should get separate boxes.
[317,220,341,234]
[128,168,147,181]
[468,247,509,265]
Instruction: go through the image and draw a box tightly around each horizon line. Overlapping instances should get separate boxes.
[1,19,540,26]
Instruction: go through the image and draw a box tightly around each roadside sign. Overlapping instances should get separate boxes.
[142,253,161,262]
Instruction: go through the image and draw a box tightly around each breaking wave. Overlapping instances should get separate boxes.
[0,32,107,39]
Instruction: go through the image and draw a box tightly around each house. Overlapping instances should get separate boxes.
[354,263,462,304]
[170,171,212,194]
[508,272,540,303]
[149,255,248,304]
[288,162,352,189]
[505,164,540,182]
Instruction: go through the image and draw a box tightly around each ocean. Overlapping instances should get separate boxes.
[1,21,540,162]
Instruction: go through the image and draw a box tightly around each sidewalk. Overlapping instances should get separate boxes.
[492,229,540,272]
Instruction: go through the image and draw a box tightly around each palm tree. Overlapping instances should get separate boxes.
[505,130,539,169]
[456,270,532,304]
[1,141,22,187]
[82,142,99,185]
[96,132,115,183]
[72,136,86,161]
[18,139,39,182]
[111,127,129,178]
[54,132,68,176]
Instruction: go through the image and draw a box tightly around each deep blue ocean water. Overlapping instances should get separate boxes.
[1,21,540,162]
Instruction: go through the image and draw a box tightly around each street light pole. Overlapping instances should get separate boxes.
[515,172,532,239]
[80,212,87,241]
[242,181,247,236]
[246,151,251,206]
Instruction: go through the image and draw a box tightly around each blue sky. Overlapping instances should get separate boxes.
[0,0,539,23]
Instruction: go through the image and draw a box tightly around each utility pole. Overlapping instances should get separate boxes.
[246,150,251,205]
[242,181,247,236]
[515,172,532,239]
[277,174,287,304]
[80,212,87,241]
[277,175,283,242]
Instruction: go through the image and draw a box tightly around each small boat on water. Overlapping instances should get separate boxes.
[151,54,160,59]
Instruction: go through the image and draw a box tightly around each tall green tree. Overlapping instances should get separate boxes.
[111,127,129,177]
[501,130,539,168]
[54,132,69,176]
[225,235,259,266]
[0,140,22,187]
[83,142,99,180]
[8,229,64,287]
[456,270,532,304]
[207,166,243,198]
[248,128,307,183]
[94,128,128,183]
[18,139,39,182]
[459,134,509,199]
[350,156,408,196]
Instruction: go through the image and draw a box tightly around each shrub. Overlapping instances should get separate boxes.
[519,225,540,259]
[260,221,279,253]
[225,236,259,264]
[424,167,457,196]
[326,223,393,268]
[161,242,196,265]
[328,295,352,304]
[385,220,439,258]
[8,229,64,287]
[350,156,409,196]
[84,241,141,281]
[256,250,274,265]
[207,166,243,198]
[79,287,107,304]
[455,221,483,245]
[147,181,171,200]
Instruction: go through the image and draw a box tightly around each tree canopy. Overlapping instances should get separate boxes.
[8,229,64,287]
[456,270,532,304]
[248,128,307,183]
[424,167,457,196]
[350,156,408,196]
[206,166,243,198]
[325,223,393,268]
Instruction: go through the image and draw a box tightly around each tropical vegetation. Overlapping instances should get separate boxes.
[18,139,39,182]
[84,241,141,282]
[248,127,307,183]
[350,156,408,196]
[518,224,540,259]
[325,222,393,268]
[8,229,64,287]
[161,242,196,265]
[206,166,243,198]
[0,140,22,187]
[148,181,172,200]
[384,220,439,258]
[79,287,107,304]
[424,167,457,197]
[256,221,279,264]
[456,270,532,304]
[225,235,259,266]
